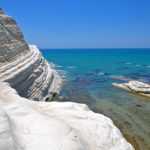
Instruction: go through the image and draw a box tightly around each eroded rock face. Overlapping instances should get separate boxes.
[0,82,134,150]
[0,9,62,101]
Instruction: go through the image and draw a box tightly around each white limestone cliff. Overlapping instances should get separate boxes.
[0,10,62,101]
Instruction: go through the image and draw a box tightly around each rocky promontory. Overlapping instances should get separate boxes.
[0,9,134,150]
[0,9,61,101]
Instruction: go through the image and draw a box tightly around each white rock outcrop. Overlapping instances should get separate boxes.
[0,82,134,150]
[127,80,150,93]
[0,10,62,101]
[113,80,150,98]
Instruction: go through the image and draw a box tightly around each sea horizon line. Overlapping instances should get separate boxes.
[40,47,150,50]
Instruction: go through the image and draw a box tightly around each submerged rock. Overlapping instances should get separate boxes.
[113,80,150,98]
[0,82,134,150]
[0,9,62,101]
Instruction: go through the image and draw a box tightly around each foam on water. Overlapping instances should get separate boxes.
[67,66,77,69]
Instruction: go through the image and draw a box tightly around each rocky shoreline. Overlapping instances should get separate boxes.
[0,9,134,150]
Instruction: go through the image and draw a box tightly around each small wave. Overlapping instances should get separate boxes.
[125,62,132,65]
[97,72,105,76]
[110,75,131,81]
[57,69,67,79]
[50,63,64,69]
[56,65,63,68]
[67,66,76,69]
[135,64,141,67]
[49,62,56,68]
[146,65,150,68]
[49,62,67,83]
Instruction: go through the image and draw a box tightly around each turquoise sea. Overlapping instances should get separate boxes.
[41,49,150,150]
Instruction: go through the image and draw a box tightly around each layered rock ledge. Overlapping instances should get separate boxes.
[0,9,62,101]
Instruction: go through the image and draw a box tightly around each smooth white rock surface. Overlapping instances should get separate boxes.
[0,82,134,150]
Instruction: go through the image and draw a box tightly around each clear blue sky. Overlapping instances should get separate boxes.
[0,0,150,48]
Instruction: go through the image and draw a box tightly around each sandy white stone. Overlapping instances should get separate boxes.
[0,82,134,150]
[127,80,150,93]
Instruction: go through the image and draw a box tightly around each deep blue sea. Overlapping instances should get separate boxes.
[41,49,150,150]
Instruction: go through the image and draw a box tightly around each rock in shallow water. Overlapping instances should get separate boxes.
[0,82,134,150]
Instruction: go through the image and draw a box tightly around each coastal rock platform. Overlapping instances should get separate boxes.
[113,80,150,98]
